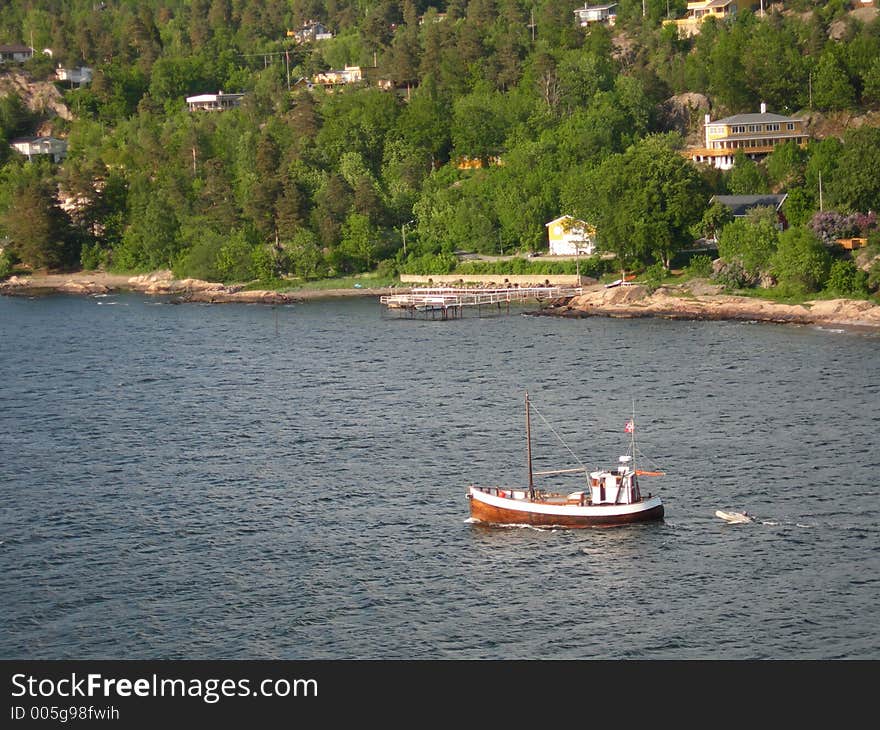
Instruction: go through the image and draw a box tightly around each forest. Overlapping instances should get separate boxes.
[0,0,879,298]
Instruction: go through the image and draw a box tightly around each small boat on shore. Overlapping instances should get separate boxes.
[467,393,664,528]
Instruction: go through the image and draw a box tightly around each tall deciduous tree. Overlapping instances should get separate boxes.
[576,135,707,270]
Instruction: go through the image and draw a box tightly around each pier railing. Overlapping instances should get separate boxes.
[380,286,583,313]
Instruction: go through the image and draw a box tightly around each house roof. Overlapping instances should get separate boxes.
[10,136,64,144]
[574,3,618,11]
[546,215,586,227]
[710,194,788,216]
[186,92,244,103]
[688,0,733,8]
[0,44,32,53]
[710,112,795,125]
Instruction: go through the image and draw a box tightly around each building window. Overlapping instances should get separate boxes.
[766,123,780,132]
[787,123,795,131]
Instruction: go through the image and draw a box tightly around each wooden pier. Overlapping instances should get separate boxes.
[380,286,583,319]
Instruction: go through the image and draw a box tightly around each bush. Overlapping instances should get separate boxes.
[825,260,868,298]
[0,249,13,279]
[641,262,667,293]
[717,218,779,281]
[685,254,713,278]
[771,226,832,295]
[869,260,880,293]
[216,232,259,283]
[80,243,109,271]
[712,259,757,290]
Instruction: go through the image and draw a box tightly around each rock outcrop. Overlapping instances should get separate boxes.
[546,283,880,329]
[0,70,72,123]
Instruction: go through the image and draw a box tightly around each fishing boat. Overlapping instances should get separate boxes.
[467,393,664,528]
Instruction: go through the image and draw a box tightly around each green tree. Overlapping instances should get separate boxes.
[335,212,381,273]
[285,228,327,279]
[717,216,779,282]
[696,200,733,242]
[575,135,707,270]
[781,186,816,228]
[825,259,868,298]
[766,141,806,189]
[726,151,769,195]
[862,56,880,107]
[450,89,508,161]
[825,127,880,213]
[812,50,856,111]
[771,225,831,295]
[2,179,76,270]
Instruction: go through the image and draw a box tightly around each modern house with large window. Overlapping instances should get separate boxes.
[573,3,618,27]
[185,91,244,111]
[688,103,807,170]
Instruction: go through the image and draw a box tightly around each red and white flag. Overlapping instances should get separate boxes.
[624,420,634,433]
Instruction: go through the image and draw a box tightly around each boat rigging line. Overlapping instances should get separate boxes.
[528,399,591,474]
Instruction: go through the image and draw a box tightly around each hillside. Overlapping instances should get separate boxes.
[0,71,71,135]
[0,0,878,303]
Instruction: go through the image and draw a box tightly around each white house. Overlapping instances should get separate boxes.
[0,44,33,63]
[545,215,596,255]
[10,136,68,163]
[287,21,333,43]
[56,66,93,85]
[312,65,363,87]
[573,3,618,26]
[185,91,244,111]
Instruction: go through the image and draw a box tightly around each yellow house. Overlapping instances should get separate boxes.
[545,216,596,255]
[663,1,756,37]
[688,102,807,170]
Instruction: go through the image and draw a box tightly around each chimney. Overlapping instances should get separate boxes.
[760,101,766,114]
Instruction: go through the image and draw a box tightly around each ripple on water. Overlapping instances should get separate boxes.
[0,295,878,658]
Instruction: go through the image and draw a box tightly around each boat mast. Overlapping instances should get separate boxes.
[526,391,535,499]
[630,399,637,471]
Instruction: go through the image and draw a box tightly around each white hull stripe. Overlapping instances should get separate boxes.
[469,488,663,517]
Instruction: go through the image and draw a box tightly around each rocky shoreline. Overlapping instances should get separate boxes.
[539,282,880,330]
[3,271,880,329]
[0,271,398,303]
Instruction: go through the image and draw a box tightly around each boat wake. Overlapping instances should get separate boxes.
[715,512,817,529]
[464,518,556,532]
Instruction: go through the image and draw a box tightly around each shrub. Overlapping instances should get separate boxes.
[712,259,757,290]
[641,262,667,293]
[0,249,13,280]
[825,260,868,298]
[686,254,713,278]
[80,243,109,271]
[771,226,832,295]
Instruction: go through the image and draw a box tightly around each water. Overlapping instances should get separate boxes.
[1,293,878,659]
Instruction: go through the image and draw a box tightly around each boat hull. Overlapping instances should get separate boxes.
[468,488,664,528]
